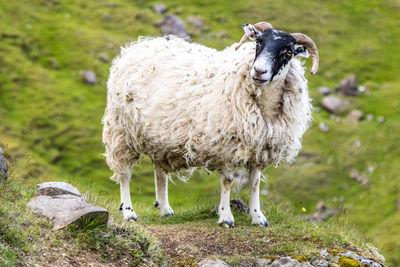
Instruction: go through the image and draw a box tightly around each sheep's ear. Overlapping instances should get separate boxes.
[242,24,262,41]
[294,45,310,58]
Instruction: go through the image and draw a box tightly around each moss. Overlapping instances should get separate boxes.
[293,255,309,263]
[338,257,363,267]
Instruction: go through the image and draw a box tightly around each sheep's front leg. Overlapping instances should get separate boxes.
[217,171,234,228]
[119,171,138,221]
[249,167,269,227]
[154,165,174,216]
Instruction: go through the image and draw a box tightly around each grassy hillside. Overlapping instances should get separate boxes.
[1,0,400,265]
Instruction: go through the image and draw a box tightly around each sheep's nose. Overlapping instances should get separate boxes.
[253,67,268,75]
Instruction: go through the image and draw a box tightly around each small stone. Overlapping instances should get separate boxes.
[270,257,300,267]
[366,114,374,121]
[0,146,8,181]
[321,96,348,114]
[350,169,370,188]
[216,31,230,38]
[358,85,367,93]
[81,70,97,85]
[317,87,332,96]
[188,16,204,29]
[230,199,249,214]
[218,17,227,23]
[197,259,230,267]
[153,4,167,14]
[354,140,361,148]
[347,110,363,122]
[320,250,330,259]
[377,116,385,123]
[156,15,190,40]
[311,258,329,267]
[336,74,359,96]
[256,258,272,266]
[261,189,268,196]
[99,54,110,63]
[49,59,59,69]
[367,165,375,174]
[319,122,329,132]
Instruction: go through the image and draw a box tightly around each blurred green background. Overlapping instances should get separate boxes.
[0,0,399,265]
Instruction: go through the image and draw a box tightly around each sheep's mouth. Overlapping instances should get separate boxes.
[252,77,268,85]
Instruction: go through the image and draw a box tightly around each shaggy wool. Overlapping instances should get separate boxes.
[102,36,312,182]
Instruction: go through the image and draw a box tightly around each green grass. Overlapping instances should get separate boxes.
[1,0,400,265]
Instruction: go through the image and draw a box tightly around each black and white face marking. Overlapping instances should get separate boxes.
[243,24,308,86]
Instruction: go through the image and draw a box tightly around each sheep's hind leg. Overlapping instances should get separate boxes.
[248,167,269,227]
[153,165,174,216]
[217,171,234,228]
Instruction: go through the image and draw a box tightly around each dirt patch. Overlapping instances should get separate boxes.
[145,223,272,266]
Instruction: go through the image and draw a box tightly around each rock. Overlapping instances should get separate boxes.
[232,169,248,193]
[28,182,108,230]
[347,110,363,122]
[216,31,230,38]
[256,258,272,266]
[377,116,385,123]
[81,70,97,85]
[358,85,367,93]
[0,146,8,180]
[49,58,59,69]
[188,16,204,29]
[311,258,329,267]
[319,122,329,132]
[36,182,82,197]
[321,96,348,114]
[156,15,190,40]
[230,198,249,214]
[270,257,303,267]
[320,250,331,259]
[312,200,340,223]
[99,54,110,63]
[197,259,230,267]
[335,74,359,96]
[354,140,361,148]
[350,169,370,188]
[366,114,374,121]
[153,4,167,14]
[317,87,332,96]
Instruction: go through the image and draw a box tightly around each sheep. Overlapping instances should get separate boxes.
[102,21,319,227]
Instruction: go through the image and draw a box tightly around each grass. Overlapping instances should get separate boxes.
[1,0,400,265]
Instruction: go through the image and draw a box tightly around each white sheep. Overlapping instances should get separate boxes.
[102,21,319,227]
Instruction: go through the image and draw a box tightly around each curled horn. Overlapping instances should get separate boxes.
[291,33,319,74]
[235,21,273,51]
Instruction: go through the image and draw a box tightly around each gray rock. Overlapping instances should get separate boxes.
[98,54,110,63]
[256,258,272,266]
[347,110,363,122]
[153,4,167,14]
[317,87,332,96]
[81,70,97,85]
[0,147,8,180]
[366,114,374,121]
[336,74,359,96]
[197,259,230,267]
[321,96,348,114]
[156,15,190,40]
[350,169,370,188]
[270,257,301,267]
[49,58,59,69]
[320,250,331,259]
[311,258,329,267]
[230,198,249,214]
[188,16,204,29]
[319,122,329,132]
[28,182,108,230]
[377,116,385,123]
[36,182,82,197]
[312,201,340,223]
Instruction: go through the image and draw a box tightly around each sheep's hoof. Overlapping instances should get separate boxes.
[218,220,234,228]
[160,207,174,217]
[252,220,270,227]
[121,206,138,221]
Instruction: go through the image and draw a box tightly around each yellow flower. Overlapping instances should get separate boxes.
[302,207,306,212]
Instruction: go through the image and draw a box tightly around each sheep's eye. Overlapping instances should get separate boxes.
[284,50,292,58]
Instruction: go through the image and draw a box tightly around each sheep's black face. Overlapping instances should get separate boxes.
[243,25,307,86]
